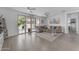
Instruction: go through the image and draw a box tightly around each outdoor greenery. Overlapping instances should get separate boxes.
[18,16,26,29]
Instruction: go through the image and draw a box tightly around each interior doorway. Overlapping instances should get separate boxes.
[68,18,76,34]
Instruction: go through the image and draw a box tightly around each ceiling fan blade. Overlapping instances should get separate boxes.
[44,12,49,17]
[27,7,36,10]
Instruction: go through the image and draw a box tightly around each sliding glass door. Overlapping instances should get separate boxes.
[26,16,31,32]
[31,18,36,32]
[26,16,36,32]
[17,15,26,34]
[17,15,40,34]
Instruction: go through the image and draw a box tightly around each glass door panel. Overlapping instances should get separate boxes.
[24,16,41,33]
[32,18,36,32]
[26,17,31,32]
[36,18,40,26]
[17,15,26,34]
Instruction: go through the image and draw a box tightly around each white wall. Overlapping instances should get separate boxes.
[0,7,26,37]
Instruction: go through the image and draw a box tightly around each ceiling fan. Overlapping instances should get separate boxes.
[44,12,50,17]
[27,7,36,13]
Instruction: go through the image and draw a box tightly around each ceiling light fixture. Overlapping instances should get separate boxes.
[27,7,36,13]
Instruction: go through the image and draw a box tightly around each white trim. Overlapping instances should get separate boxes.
[66,10,79,14]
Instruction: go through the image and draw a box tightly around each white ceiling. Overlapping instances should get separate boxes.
[12,7,79,16]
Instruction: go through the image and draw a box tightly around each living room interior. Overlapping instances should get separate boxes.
[0,7,79,51]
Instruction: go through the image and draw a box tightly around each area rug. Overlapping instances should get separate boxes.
[36,32,63,42]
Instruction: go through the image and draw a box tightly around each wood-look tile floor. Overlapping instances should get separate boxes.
[2,32,79,51]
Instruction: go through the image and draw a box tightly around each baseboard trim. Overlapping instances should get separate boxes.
[7,33,26,39]
[6,32,35,39]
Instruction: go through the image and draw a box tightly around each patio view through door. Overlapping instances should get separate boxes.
[17,15,26,34]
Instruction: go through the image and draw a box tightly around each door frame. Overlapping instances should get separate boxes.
[67,13,78,34]
[17,14,38,35]
[26,16,37,32]
[17,14,26,35]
